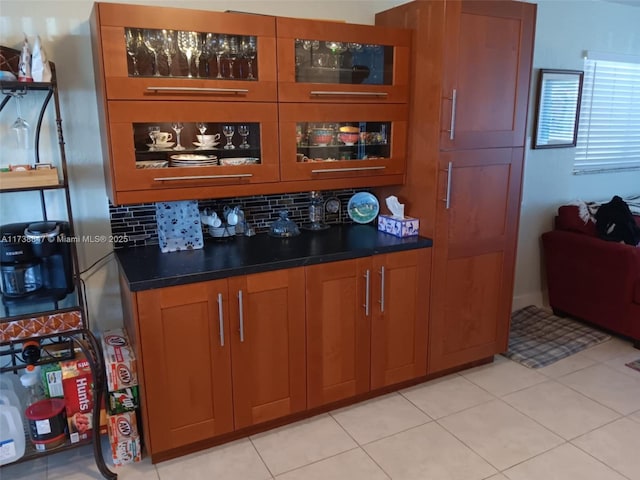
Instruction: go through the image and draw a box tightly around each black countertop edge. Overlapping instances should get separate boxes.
[115,224,433,292]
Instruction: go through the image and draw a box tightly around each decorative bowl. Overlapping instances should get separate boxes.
[338,132,359,145]
[310,128,334,146]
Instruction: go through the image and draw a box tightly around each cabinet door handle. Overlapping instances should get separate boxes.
[379,266,385,313]
[154,173,253,181]
[146,86,250,95]
[363,269,371,316]
[447,88,457,140]
[441,161,453,209]
[311,166,386,174]
[238,290,245,342]
[309,90,388,98]
[217,293,225,347]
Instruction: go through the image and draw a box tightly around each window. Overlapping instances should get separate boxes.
[574,53,640,174]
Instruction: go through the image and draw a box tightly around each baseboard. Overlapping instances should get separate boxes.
[512,291,545,312]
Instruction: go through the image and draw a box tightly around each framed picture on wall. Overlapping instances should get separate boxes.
[532,69,584,149]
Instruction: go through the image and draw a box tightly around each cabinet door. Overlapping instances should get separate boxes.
[136,280,233,454]
[371,250,430,389]
[279,103,407,184]
[428,148,523,373]
[92,3,277,102]
[107,101,279,204]
[306,259,371,408]
[228,269,306,429]
[440,1,535,149]
[276,17,410,104]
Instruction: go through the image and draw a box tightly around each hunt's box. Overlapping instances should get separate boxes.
[101,329,138,392]
[60,353,94,443]
[377,214,420,237]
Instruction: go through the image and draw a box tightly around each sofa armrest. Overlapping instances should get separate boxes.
[542,230,640,335]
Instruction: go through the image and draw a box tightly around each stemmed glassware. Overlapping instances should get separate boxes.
[148,125,160,149]
[125,28,142,76]
[143,29,164,76]
[238,125,250,149]
[161,29,176,77]
[202,33,217,77]
[241,36,257,80]
[222,125,235,149]
[197,122,207,136]
[177,31,201,78]
[325,41,346,69]
[226,36,239,79]
[11,93,30,158]
[214,34,229,79]
[171,122,185,150]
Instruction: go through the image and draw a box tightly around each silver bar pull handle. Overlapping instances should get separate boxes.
[309,90,388,98]
[364,269,371,317]
[217,293,225,347]
[147,86,249,94]
[311,166,386,174]
[154,173,253,181]
[238,290,245,342]
[379,266,385,313]
[442,161,453,209]
[449,88,457,140]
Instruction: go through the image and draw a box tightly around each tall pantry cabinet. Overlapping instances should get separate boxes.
[376,1,536,373]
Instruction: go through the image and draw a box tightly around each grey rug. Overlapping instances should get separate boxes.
[503,305,611,368]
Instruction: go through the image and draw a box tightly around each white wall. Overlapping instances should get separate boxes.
[513,0,640,310]
[0,0,406,330]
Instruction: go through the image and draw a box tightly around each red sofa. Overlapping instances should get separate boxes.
[542,205,640,348]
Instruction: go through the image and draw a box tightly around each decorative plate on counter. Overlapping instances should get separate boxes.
[347,192,379,224]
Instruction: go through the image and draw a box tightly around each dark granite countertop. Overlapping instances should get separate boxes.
[115,224,433,291]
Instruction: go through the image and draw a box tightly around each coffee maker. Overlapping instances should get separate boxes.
[0,221,75,308]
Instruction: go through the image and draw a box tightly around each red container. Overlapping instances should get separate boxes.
[25,398,68,451]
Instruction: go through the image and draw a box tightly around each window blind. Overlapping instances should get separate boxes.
[574,57,640,174]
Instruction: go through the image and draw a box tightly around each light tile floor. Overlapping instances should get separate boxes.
[3,336,640,480]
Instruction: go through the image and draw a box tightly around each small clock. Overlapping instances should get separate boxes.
[325,197,340,214]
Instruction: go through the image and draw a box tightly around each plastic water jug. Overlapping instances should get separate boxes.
[0,403,26,465]
[0,373,26,408]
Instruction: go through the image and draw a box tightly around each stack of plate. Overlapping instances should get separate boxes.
[169,154,218,167]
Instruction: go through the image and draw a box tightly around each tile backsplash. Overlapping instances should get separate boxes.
[109,189,366,248]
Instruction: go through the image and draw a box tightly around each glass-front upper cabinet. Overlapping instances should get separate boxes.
[91,3,277,102]
[106,102,279,205]
[276,17,410,103]
[279,104,407,182]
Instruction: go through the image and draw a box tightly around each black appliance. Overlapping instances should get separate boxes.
[0,221,74,306]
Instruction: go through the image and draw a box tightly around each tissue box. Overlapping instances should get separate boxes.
[378,215,419,237]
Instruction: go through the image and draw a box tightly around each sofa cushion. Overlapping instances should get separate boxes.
[557,205,597,236]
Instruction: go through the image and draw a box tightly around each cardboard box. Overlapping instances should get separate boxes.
[41,362,64,399]
[101,329,138,392]
[377,214,420,237]
[107,386,139,415]
[60,354,94,443]
[108,411,141,466]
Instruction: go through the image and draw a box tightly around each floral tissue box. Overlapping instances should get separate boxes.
[377,214,420,238]
[155,200,204,253]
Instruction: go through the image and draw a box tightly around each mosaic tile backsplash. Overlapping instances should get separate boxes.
[109,189,366,248]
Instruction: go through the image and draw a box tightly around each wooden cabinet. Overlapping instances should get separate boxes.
[106,101,279,205]
[276,17,411,104]
[306,249,430,408]
[279,103,407,184]
[376,1,536,373]
[128,268,306,460]
[90,2,277,102]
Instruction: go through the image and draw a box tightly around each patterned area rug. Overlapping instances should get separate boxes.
[626,359,640,373]
[503,305,611,368]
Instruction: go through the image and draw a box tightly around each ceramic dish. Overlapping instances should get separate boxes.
[347,192,379,224]
[193,142,220,148]
[136,160,169,169]
[170,154,216,161]
[146,142,175,149]
[219,157,259,166]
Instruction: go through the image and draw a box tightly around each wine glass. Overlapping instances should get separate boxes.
[177,31,200,78]
[11,93,30,154]
[171,122,185,150]
[125,28,142,76]
[148,125,160,149]
[214,34,229,79]
[143,29,164,76]
[226,36,239,79]
[325,41,346,69]
[202,33,217,77]
[161,29,176,77]
[222,125,235,150]
[238,125,250,149]
[193,34,203,78]
[241,36,257,80]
